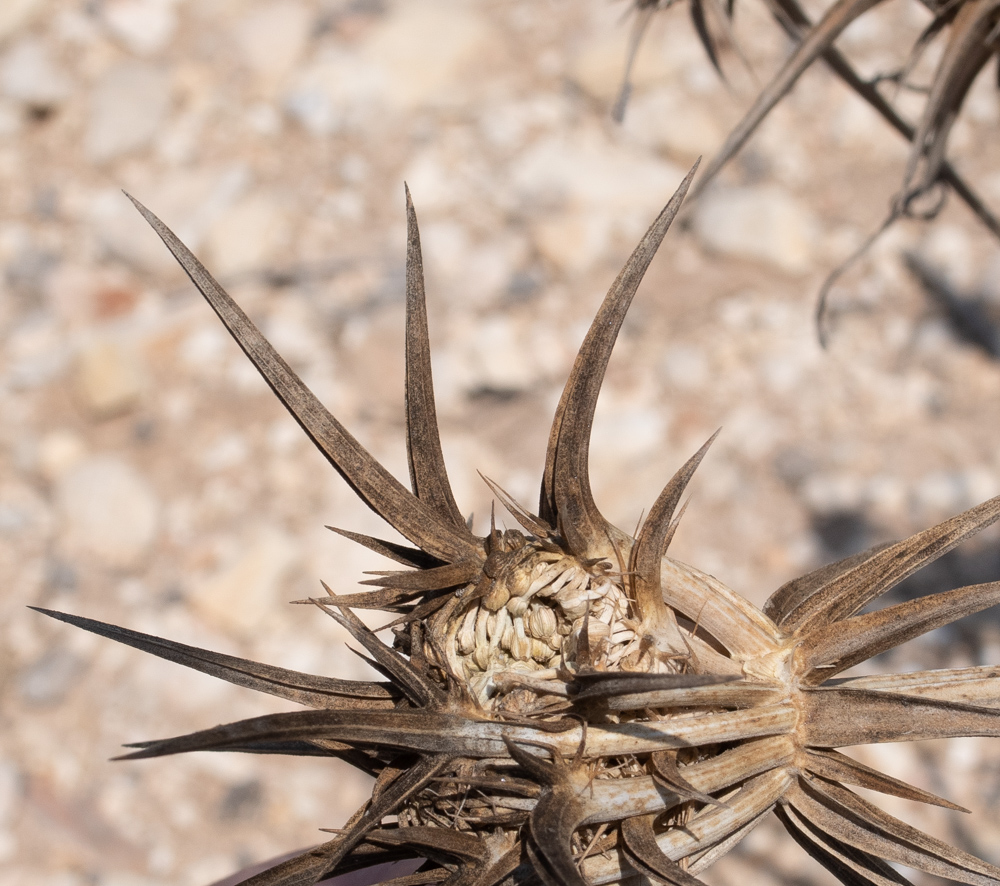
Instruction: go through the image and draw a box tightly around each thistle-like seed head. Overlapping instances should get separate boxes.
[37,166,1000,886]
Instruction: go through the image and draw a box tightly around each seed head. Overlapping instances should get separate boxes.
[37,166,1000,886]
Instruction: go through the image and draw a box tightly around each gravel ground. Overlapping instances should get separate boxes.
[3,1,1000,885]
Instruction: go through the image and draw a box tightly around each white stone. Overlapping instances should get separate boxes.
[204,194,289,276]
[660,343,709,392]
[102,0,177,55]
[86,61,172,163]
[511,126,685,271]
[533,212,612,275]
[360,0,489,110]
[692,185,819,274]
[283,49,357,135]
[512,126,685,216]
[74,339,145,418]
[0,39,71,109]
[57,456,160,569]
[620,86,727,159]
[191,526,299,635]
[200,432,249,473]
[0,0,45,44]
[236,1,311,90]
[37,430,87,483]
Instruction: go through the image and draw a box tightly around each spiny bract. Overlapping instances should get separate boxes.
[38,167,1000,886]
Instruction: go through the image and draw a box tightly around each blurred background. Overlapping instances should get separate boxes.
[2,0,1000,884]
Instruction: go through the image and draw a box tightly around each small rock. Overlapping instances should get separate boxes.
[620,87,727,160]
[660,343,709,392]
[37,430,87,483]
[236,1,311,91]
[200,432,249,473]
[17,647,86,705]
[451,313,553,394]
[283,49,358,135]
[86,61,171,163]
[512,127,685,271]
[102,0,178,55]
[192,527,298,635]
[360,0,489,110]
[533,212,611,275]
[74,339,145,419]
[204,194,289,276]
[512,127,685,216]
[0,39,71,112]
[0,0,44,43]
[692,185,819,274]
[57,455,160,569]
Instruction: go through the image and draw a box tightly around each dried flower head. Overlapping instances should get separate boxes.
[38,167,1000,886]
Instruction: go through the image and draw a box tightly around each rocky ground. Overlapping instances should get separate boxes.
[3,1,1000,884]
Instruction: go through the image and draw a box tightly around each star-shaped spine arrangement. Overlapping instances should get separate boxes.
[37,166,1000,886]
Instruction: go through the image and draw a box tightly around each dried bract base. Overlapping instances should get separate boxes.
[38,167,1000,886]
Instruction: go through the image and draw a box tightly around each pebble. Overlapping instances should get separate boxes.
[620,86,726,160]
[204,194,289,276]
[361,0,489,110]
[0,39,71,111]
[74,339,145,419]
[37,430,87,483]
[191,526,298,635]
[0,0,44,43]
[512,127,685,270]
[286,2,490,130]
[692,184,819,274]
[86,61,172,163]
[102,0,178,55]
[236,1,311,91]
[56,455,160,570]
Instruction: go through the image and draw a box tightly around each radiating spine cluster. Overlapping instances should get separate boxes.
[36,166,1000,886]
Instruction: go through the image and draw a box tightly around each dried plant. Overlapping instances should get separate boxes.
[37,168,1000,886]
[622,0,1000,307]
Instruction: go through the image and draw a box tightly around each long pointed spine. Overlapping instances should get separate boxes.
[539,161,698,559]
[403,185,472,535]
[127,194,481,566]
[631,432,717,634]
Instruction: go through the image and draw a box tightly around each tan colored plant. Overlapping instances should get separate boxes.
[626,0,1000,234]
[38,167,1000,886]
[623,0,1000,331]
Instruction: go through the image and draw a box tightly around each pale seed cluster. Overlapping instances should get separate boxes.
[449,535,638,706]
